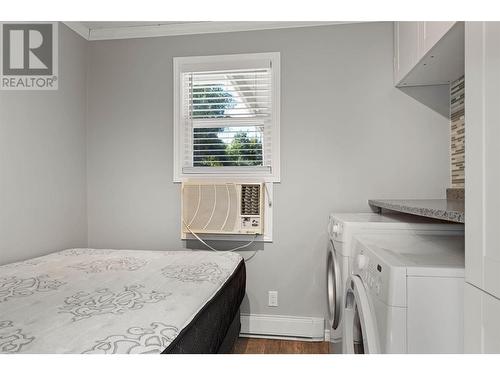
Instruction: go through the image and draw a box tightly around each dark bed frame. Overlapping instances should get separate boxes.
[217,309,241,354]
[162,260,246,354]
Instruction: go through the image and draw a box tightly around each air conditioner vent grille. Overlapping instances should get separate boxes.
[241,184,261,215]
[182,181,263,235]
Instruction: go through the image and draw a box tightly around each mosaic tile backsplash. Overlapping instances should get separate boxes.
[451,76,465,188]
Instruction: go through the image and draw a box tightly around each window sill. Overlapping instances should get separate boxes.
[182,233,272,242]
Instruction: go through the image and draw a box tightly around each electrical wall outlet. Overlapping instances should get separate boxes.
[268,291,278,307]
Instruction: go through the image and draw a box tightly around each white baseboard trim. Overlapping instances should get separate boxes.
[240,313,325,341]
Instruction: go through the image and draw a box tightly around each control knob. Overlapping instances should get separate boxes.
[332,223,340,235]
[357,254,368,270]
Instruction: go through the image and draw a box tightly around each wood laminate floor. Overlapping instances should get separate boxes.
[232,338,329,354]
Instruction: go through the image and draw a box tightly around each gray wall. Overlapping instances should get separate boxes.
[87,22,449,319]
[0,24,88,265]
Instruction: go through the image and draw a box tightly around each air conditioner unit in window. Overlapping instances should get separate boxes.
[182,182,264,235]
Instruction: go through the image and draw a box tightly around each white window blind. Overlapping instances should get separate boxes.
[173,53,280,181]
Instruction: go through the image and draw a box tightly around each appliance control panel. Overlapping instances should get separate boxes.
[328,216,344,241]
[356,252,383,296]
[352,239,407,307]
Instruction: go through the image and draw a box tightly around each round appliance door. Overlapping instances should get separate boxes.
[327,240,342,330]
[343,275,379,354]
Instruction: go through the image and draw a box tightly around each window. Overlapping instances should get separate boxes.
[173,52,280,181]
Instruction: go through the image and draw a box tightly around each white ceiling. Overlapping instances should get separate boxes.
[64,21,348,41]
[79,21,202,30]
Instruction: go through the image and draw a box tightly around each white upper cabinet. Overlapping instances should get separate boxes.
[394,21,464,87]
[420,21,456,56]
[394,22,419,85]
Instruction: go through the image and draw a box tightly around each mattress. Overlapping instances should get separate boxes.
[0,248,244,354]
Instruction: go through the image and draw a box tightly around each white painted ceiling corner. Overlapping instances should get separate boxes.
[63,21,351,41]
[63,22,91,40]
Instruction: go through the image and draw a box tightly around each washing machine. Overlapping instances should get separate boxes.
[326,213,464,354]
[343,233,465,354]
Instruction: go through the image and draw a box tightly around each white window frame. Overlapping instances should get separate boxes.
[173,52,280,182]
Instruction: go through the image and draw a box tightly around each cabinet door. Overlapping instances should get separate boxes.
[465,21,500,298]
[394,22,419,84]
[465,22,485,289]
[481,22,500,299]
[420,22,455,56]
[464,283,482,353]
[465,282,500,353]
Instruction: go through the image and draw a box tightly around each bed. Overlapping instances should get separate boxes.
[0,248,246,354]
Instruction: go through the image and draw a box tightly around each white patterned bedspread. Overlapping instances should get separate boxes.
[0,249,242,354]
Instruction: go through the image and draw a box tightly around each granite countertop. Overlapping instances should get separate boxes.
[368,199,465,223]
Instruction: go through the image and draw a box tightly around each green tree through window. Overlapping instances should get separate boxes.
[226,131,263,166]
[192,85,263,167]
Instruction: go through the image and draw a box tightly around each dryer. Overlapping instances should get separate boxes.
[326,213,463,354]
[343,233,465,354]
